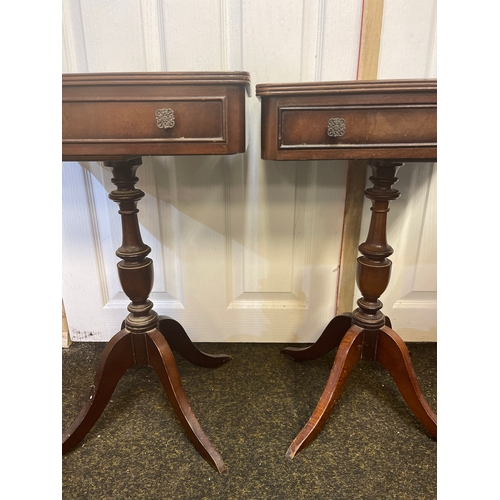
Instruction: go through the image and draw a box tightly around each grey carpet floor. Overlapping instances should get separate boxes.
[62,342,437,499]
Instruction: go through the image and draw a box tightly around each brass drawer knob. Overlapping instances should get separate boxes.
[327,117,346,138]
[156,108,175,129]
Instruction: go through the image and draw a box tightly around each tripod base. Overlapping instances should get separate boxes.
[62,319,231,473]
[282,315,437,459]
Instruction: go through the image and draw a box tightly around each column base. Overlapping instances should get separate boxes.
[282,314,437,459]
[62,321,230,473]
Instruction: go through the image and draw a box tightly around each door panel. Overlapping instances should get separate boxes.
[62,0,437,342]
[62,158,348,342]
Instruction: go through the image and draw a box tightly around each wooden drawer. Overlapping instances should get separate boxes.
[256,79,437,161]
[63,72,251,161]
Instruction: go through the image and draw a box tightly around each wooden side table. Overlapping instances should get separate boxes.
[256,79,437,458]
[62,72,250,473]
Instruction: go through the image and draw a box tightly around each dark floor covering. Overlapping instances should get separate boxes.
[62,341,437,499]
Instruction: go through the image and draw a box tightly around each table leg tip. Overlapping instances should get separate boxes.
[210,457,226,474]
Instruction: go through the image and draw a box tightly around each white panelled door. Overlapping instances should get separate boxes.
[62,0,437,343]
[62,157,348,342]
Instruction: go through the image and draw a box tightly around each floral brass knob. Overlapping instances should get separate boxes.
[156,108,175,129]
[327,117,346,138]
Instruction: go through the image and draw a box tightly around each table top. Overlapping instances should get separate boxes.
[62,72,251,161]
[255,78,435,97]
[63,71,251,93]
[256,78,437,161]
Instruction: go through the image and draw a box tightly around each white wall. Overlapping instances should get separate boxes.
[62,0,437,342]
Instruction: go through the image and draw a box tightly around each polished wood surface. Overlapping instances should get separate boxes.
[257,79,436,161]
[63,72,250,160]
[257,78,437,458]
[62,72,250,472]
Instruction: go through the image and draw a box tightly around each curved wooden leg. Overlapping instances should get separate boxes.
[376,326,437,438]
[157,316,231,368]
[281,313,353,361]
[146,329,226,473]
[286,325,364,459]
[62,330,135,454]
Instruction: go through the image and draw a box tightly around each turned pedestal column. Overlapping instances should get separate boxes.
[282,160,437,458]
[62,157,230,473]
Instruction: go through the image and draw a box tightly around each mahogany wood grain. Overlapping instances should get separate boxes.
[285,323,436,459]
[157,316,232,368]
[256,79,436,161]
[286,325,364,459]
[376,326,437,437]
[62,157,232,472]
[63,72,250,160]
[62,329,135,454]
[62,328,227,473]
[119,315,232,368]
[282,315,392,363]
[258,79,437,458]
[62,75,250,473]
[146,329,226,473]
[281,313,353,361]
